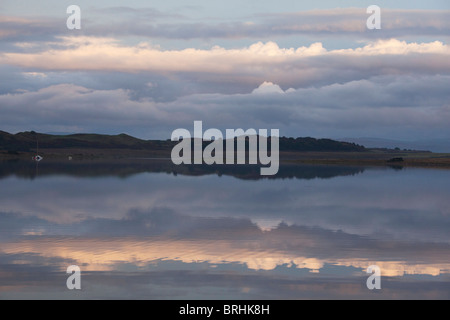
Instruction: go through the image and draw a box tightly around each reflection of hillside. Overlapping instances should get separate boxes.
[0,159,365,180]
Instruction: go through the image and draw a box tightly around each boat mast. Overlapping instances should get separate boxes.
[33,132,43,161]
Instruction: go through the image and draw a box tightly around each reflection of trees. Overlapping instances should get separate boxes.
[0,159,365,181]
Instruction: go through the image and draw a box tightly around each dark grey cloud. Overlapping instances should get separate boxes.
[82,8,450,41]
[1,8,449,46]
[0,15,65,44]
[2,74,448,141]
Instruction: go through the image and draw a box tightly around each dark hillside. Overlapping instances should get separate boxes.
[0,130,366,153]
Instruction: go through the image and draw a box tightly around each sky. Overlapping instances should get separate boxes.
[0,0,449,145]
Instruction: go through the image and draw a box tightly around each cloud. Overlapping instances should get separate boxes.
[1,37,449,100]
[1,72,449,140]
[0,15,65,43]
[1,206,449,275]
[1,8,449,142]
[252,81,287,94]
[2,37,448,74]
[1,152,450,244]
[1,4,449,300]
[2,8,449,44]
[1,165,449,298]
[254,8,450,39]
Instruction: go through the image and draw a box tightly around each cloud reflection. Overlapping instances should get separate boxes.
[0,165,449,299]
[1,206,449,276]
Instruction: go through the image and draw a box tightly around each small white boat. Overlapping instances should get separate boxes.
[32,155,43,162]
[32,135,43,162]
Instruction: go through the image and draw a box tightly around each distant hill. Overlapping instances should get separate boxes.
[340,137,448,153]
[0,130,366,154]
[279,136,365,152]
[0,131,173,153]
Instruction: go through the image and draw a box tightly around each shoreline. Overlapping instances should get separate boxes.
[2,149,450,170]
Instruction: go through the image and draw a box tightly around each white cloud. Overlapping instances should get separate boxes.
[252,81,285,94]
[1,37,449,99]
[338,38,448,55]
[22,72,47,78]
[1,37,448,74]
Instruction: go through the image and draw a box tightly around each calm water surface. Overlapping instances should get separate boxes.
[0,160,449,299]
